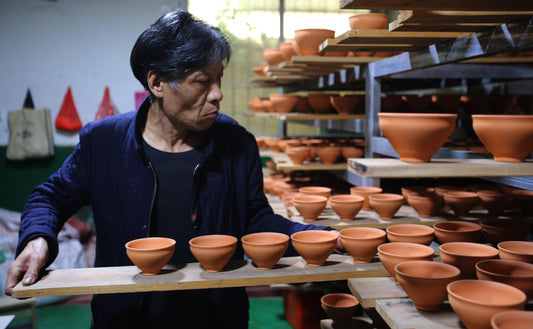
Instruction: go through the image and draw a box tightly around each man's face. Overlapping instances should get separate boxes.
[161,62,224,132]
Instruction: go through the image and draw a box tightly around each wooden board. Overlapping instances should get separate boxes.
[288,204,450,230]
[246,112,365,121]
[375,299,462,329]
[348,277,407,308]
[292,55,386,65]
[348,158,533,178]
[340,0,533,11]
[320,40,423,53]
[333,30,467,45]
[389,21,499,32]
[271,152,347,171]
[11,254,388,299]
[397,10,533,24]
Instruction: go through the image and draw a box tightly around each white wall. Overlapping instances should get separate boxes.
[0,0,187,146]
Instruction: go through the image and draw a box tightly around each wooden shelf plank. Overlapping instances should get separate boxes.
[288,204,450,230]
[320,40,422,53]
[10,254,388,299]
[348,277,407,308]
[271,152,347,171]
[333,30,467,45]
[292,55,385,65]
[340,0,533,11]
[397,10,533,25]
[348,158,533,178]
[375,299,461,329]
[246,112,365,121]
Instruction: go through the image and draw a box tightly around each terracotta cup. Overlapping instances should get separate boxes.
[443,191,479,217]
[447,280,526,329]
[377,242,435,281]
[293,29,335,56]
[497,241,533,264]
[269,94,299,113]
[386,224,435,246]
[369,193,405,220]
[511,189,533,215]
[476,259,533,300]
[439,241,499,279]
[433,221,482,244]
[189,234,237,272]
[395,260,460,311]
[298,186,332,198]
[339,227,386,263]
[285,146,311,165]
[320,293,361,328]
[329,194,364,221]
[307,93,336,114]
[348,13,389,30]
[477,190,513,216]
[330,95,362,115]
[263,48,284,66]
[241,232,289,270]
[350,186,383,211]
[293,195,328,222]
[125,237,176,275]
[316,145,342,164]
[408,192,440,218]
[279,41,297,62]
[378,113,457,163]
[480,218,530,247]
[491,310,533,329]
[291,230,338,266]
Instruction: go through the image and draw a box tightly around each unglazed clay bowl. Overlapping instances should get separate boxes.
[511,189,533,215]
[298,186,332,198]
[339,227,386,263]
[498,241,533,264]
[440,242,499,279]
[279,41,297,62]
[433,221,482,244]
[491,310,533,329]
[293,195,328,222]
[378,113,457,162]
[348,13,389,30]
[386,224,435,246]
[270,94,299,113]
[341,146,364,159]
[241,232,289,270]
[263,48,284,66]
[369,193,405,220]
[307,93,336,114]
[189,234,237,272]
[316,145,342,164]
[447,280,526,329]
[291,230,338,266]
[377,242,435,281]
[477,190,513,216]
[125,237,176,275]
[476,259,533,300]
[330,95,363,115]
[320,293,361,328]
[350,186,383,211]
[408,192,440,218]
[395,260,460,311]
[285,146,311,165]
[329,194,365,221]
[471,115,533,162]
[479,218,530,247]
[443,191,479,217]
[293,29,335,56]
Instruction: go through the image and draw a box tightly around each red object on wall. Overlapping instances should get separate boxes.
[282,289,325,329]
[94,86,116,121]
[55,86,83,132]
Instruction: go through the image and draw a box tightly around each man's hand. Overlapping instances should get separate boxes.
[5,237,49,295]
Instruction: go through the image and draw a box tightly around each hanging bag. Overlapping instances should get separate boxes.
[55,86,83,132]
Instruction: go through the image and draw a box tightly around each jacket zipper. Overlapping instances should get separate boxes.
[191,163,201,227]
[147,161,157,237]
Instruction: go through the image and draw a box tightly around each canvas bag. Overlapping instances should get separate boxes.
[6,107,55,160]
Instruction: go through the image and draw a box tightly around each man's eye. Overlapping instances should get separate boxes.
[197,80,209,85]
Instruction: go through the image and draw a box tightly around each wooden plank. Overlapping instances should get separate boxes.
[348,277,407,308]
[320,40,423,53]
[247,112,365,120]
[11,254,388,299]
[375,299,461,329]
[398,10,533,24]
[271,152,347,171]
[340,0,533,11]
[288,204,450,230]
[292,55,384,65]
[348,158,533,178]
[389,20,498,33]
[334,30,467,45]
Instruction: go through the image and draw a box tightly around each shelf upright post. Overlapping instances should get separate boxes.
[362,61,381,188]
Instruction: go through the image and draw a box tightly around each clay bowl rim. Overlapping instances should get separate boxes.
[377,242,435,258]
[189,234,238,249]
[293,195,329,204]
[299,186,332,194]
[386,223,435,237]
[290,230,339,244]
[378,112,458,119]
[241,232,290,247]
[329,194,365,204]
[498,240,533,257]
[439,241,499,258]
[369,193,404,202]
[491,310,533,329]
[433,221,482,234]
[447,279,527,307]
[350,186,383,194]
[339,226,386,240]
[320,292,361,309]
[475,259,533,280]
[395,260,461,280]
[125,237,176,251]
[443,191,479,199]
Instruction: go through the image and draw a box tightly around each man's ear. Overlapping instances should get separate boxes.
[147,71,164,98]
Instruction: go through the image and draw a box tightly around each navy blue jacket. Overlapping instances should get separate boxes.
[17,98,331,328]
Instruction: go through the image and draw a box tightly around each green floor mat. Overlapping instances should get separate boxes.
[249,297,292,329]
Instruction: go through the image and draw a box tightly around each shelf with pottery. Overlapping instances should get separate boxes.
[10,254,389,299]
[269,150,347,171]
[287,204,450,230]
[340,0,533,11]
[246,111,365,122]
